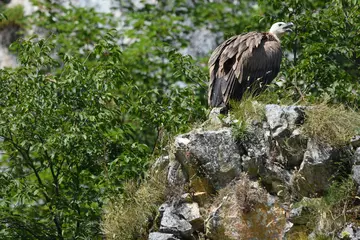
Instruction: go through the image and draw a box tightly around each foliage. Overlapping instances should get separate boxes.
[0,1,208,238]
[102,170,167,240]
[302,102,360,146]
[0,34,150,238]
[30,0,117,59]
[259,0,360,104]
[0,31,207,239]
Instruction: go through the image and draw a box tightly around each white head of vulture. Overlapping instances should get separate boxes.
[208,22,294,109]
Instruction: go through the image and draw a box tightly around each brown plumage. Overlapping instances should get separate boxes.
[208,22,294,108]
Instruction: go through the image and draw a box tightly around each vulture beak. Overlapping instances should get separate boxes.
[284,22,294,32]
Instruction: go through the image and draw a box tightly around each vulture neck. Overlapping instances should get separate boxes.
[268,32,281,42]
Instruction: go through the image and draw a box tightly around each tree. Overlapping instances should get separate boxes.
[258,0,360,104]
[0,34,150,238]
[0,2,207,238]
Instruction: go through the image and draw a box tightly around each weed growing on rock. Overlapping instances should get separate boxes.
[210,173,287,240]
[288,177,357,239]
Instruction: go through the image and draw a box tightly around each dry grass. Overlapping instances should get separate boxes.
[302,102,360,146]
[289,177,357,239]
[102,171,167,240]
[287,230,309,240]
[211,173,287,240]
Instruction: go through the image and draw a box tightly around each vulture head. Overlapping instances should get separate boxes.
[269,22,294,39]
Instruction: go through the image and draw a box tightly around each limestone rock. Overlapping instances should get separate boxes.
[240,122,270,177]
[158,202,203,238]
[351,136,360,149]
[167,160,187,186]
[148,232,180,240]
[152,155,170,172]
[352,148,360,165]
[265,105,307,168]
[180,192,208,207]
[265,104,305,139]
[205,176,287,240]
[174,128,243,191]
[294,139,338,196]
[240,122,291,194]
[177,202,203,231]
[160,204,193,237]
[352,165,360,186]
[339,223,360,239]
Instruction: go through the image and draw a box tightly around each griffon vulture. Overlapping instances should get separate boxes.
[208,22,294,109]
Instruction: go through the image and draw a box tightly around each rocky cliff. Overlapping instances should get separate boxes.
[149,103,360,240]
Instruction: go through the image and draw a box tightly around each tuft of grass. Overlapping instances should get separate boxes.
[0,5,25,30]
[230,98,265,124]
[230,88,295,140]
[102,171,167,240]
[302,102,360,146]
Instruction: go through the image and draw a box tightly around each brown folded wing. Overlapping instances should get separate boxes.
[208,32,282,108]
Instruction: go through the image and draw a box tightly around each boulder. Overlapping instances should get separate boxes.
[288,198,316,225]
[167,159,187,187]
[265,104,305,139]
[294,139,338,196]
[351,148,360,193]
[240,122,291,194]
[265,104,308,168]
[177,202,203,232]
[160,204,193,238]
[352,147,360,165]
[174,128,243,191]
[352,165,360,186]
[158,202,203,238]
[204,176,287,240]
[351,136,360,149]
[152,155,170,172]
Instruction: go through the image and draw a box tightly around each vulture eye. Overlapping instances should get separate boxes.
[278,23,283,26]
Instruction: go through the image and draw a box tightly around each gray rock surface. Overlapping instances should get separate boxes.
[265,104,305,139]
[352,147,360,165]
[294,139,338,196]
[148,232,180,240]
[175,128,243,190]
[352,165,360,186]
[160,204,193,237]
[240,122,291,194]
[167,159,187,186]
[351,136,360,149]
[265,105,307,169]
[153,155,170,172]
[177,202,203,231]
[339,223,360,239]
[158,202,203,238]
